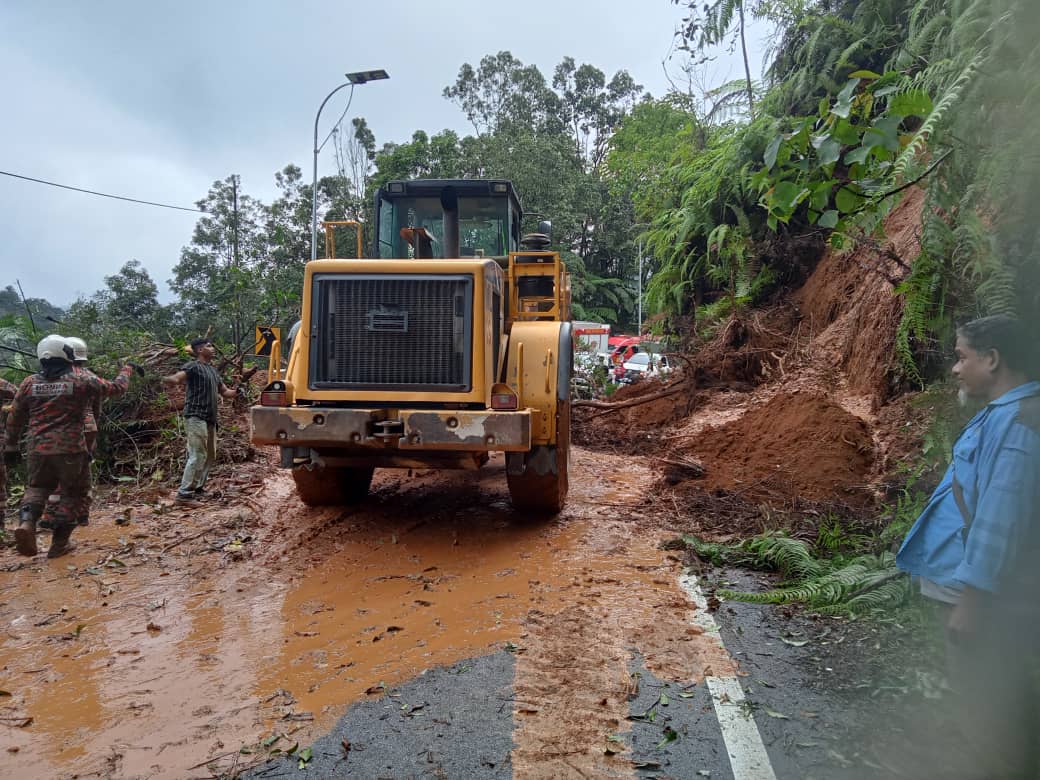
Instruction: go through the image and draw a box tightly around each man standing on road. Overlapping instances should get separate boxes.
[4,336,137,558]
[162,338,237,502]
[896,314,1040,777]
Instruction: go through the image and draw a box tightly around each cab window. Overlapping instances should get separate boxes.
[377,195,510,258]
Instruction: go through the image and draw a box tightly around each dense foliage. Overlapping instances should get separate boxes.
[631,0,1039,380]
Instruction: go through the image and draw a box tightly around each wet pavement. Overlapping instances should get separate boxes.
[1,450,719,777]
[0,449,868,778]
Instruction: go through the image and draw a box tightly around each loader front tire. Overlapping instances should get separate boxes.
[507,402,570,514]
[292,463,374,507]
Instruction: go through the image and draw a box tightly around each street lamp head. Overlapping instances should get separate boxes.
[346,69,389,85]
[311,69,390,261]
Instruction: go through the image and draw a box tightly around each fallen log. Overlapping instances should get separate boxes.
[657,456,706,483]
[572,381,692,414]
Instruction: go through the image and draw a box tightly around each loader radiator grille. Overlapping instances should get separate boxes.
[310,274,473,391]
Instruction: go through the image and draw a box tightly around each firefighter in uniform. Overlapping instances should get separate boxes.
[4,336,136,558]
[68,337,102,455]
[0,376,17,519]
[40,336,101,529]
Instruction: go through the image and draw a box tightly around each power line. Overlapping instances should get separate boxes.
[0,169,204,213]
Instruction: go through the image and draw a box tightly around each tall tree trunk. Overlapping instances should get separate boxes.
[738,2,755,120]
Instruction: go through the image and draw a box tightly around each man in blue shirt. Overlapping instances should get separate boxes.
[897,314,1040,776]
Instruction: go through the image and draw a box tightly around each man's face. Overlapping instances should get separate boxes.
[196,342,215,359]
[952,335,996,403]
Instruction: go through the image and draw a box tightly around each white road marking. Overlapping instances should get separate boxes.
[679,574,779,780]
[707,676,779,780]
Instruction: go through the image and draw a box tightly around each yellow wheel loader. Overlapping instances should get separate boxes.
[250,179,572,513]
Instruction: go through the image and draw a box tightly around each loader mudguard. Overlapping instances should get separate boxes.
[506,320,571,445]
[504,320,571,513]
[557,321,573,402]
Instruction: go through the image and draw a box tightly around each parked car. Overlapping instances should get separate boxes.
[614,352,672,384]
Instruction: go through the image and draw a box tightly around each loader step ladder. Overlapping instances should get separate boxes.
[508,251,571,323]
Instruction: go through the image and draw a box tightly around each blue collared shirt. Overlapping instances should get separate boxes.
[897,381,1040,594]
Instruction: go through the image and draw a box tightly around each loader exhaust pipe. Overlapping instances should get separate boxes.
[440,186,460,259]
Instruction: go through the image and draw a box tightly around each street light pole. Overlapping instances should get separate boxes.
[312,83,352,262]
[310,69,389,262]
[637,239,643,337]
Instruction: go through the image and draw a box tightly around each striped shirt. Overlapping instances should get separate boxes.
[181,361,222,425]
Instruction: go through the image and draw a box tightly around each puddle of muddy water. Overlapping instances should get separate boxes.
[0,519,283,779]
[0,452,728,778]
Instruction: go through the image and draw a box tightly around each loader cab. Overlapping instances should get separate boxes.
[374,179,523,260]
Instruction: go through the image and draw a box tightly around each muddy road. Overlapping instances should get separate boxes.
[1,449,866,779]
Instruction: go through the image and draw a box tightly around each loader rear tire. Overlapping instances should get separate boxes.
[507,402,570,514]
[292,464,374,507]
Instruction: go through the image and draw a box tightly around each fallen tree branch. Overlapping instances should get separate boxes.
[874,149,953,203]
[573,381,692,413]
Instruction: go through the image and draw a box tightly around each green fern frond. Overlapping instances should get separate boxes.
[740,534,827,581]
[894,50,985,180]
[818,578,910,615]
[719,555,906,615]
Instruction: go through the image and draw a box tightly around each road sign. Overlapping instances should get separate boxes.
[254,326,280,357]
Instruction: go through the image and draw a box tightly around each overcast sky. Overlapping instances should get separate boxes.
[0,1,770,308]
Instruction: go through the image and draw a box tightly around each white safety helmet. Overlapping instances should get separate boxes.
[37,334,73,362]
[66,336,89,363]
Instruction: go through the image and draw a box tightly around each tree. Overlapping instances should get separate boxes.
[370,130,470,186]
[0,285,64,325]
[263,164,311,313]
[607,96,701,217]
[551,58,643,169]
[101,260,164,330]
[442,51,560,136]
[674,0,762,118]
[169,175,268,348]
[334,117,376,220]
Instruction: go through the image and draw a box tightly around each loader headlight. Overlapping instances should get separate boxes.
[491,383,519,410]
[260,381,289,406]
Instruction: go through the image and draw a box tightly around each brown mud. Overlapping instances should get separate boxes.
[681,391,875,505]
[0,449,731,779]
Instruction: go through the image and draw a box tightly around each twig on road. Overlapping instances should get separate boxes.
[161,528,213,554]
[186,748,243,770]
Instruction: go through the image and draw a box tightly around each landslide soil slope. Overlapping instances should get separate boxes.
[575,188,929,538]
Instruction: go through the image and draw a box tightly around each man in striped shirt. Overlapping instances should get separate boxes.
[163,338,237,501]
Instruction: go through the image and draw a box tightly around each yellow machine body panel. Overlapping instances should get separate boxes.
[505,320,565,445]
[285,257,506,406]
